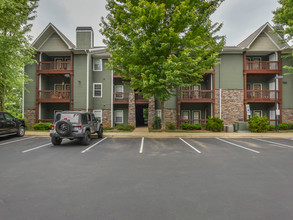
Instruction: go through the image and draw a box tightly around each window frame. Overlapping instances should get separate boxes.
[115,110,123,124]
[93,109,102,123]
[93,83,102,98]
[93,58,103,71]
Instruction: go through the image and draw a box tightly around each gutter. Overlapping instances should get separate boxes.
[86,50,89,112]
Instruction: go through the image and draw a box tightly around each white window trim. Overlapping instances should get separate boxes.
[93,58,103,71]
[155,109,162,118]
[93,109,102,123]
[115,110,124,124]
[93,83,102,98]
[115,85,124,99]
[181,110,190,120]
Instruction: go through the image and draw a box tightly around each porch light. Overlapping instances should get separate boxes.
[64,74,70,78]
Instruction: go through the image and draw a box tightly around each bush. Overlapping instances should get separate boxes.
[279,123,290,130]
[248,116,269,132]
[181,123,202,130]
[290,124,293,129]
[268,125,275,131]
[33,122,52,130]
[115,124,135,131]
[103,126,114,130]
[205,117,224,132]
[166,122,176,130]
[152,116,161,129]
[16,114,29,129]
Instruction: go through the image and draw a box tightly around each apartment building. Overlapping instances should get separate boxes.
[24,22,293,128]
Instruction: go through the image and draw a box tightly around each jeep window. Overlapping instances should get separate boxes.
[81,114,88,124]
[87,114,91,122]
[56,113,80,123]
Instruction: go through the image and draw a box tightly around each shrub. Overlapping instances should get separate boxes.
[290,124,293,129]
[279,123,290,130]
[268,125,275,131]
[205,117,224,132]
[181,123,202,130]
[152,116,161,129]
[166,122,176,130]
[248,116,269,132]
[33,122,52,130]
[115,124,135,131]
[103,126,114,130]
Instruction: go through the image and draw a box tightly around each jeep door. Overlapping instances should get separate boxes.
[87,114,95,133]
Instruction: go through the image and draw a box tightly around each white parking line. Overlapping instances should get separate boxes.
[253,138,293,149]
[22,143,52,153]
[139,137,144,154]
[216,138,260,154]
[179,138,201,154]
[0,137,35,146]
[81,137,108,153]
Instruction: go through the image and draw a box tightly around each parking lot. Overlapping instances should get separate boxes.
[1,136,293,220]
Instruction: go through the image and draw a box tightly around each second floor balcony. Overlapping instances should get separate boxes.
[178,89,213,103]
[246,90,279,102]
[113,92,129,104]
[38,90,71,103]
[245,61,280,73]
[38,61,72,73]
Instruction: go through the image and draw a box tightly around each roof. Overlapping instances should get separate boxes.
[32,23,75,50]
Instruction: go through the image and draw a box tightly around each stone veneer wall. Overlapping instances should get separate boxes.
[24,109,36,129]
[215,89,244,125]
[148,96,155,129]
[102,109,112,127]
[282,109,293,124]
[164,109,177,125]
[128,90,136,126]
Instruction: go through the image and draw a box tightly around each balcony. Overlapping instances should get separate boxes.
[38,61,72,73]
[113,92,129,104]
[246,90,279,102]
[39,90,71,103]
[135,94,148,104]
[245,61,279,73]
[178,90,213,103]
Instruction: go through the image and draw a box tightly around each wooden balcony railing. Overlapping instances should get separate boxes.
[135,94,148,104]
[39,61,72,71]
[113,92,129,104]
[39,90,71,102]
[245,61,279,71]
[179,90,213,100]
[246,90,279,101]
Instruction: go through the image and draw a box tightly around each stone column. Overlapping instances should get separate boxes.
[128,90,136,126]
[148,96,155,129]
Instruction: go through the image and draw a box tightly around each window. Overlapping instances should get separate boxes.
[93,59,102,71]
[156,109,162,118]
[253,110,262,117]
[114,85,124,99]
[192,110,201,124]
[93,110,102,123]
[93,83,102,97]
[115,110,123,124]
[182,110,190,121]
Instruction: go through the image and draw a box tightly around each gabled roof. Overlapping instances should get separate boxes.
[237,22,289,50]
[32,23,75,50]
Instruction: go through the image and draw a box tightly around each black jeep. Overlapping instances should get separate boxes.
[0,112,25,137]
[50,111,103,145]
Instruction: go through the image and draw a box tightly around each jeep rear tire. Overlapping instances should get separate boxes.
[55,120,72,136]
[81,130,91,145]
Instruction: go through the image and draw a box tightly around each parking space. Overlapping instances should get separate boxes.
[1,136,293,220]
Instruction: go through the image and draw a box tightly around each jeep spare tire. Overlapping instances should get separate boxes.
[55,120,72,136]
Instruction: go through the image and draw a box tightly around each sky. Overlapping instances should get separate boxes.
[29,0,280,47]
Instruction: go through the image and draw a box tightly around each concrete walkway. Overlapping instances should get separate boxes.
[25,130,293,139]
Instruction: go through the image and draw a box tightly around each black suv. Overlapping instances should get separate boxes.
[0,112,25,137]
[50,111,103,145]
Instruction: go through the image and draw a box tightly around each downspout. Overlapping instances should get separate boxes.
[86,50,89,112]
[219,88,222,119]
[111,70,113,127]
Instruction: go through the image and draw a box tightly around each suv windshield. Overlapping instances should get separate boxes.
[56,113,80,123]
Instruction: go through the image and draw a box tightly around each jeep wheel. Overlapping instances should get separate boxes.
[16,126,25,137]
[98,127,103,138]
[81,130,91,145]
[51,137,62,145]
[56,120,72,136]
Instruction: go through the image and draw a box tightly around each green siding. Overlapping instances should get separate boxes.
[76,32,92,49]
[92,59,112,110]
[282,57,293,108]
[24,63,37,109]
[216,54,243,89]
[73,54,87,109]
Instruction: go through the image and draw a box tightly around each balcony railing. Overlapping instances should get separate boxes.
[39,61,72,71]
[113,92,129,104]
[246,90,279,101]
[135,94,148,103]
[179,90,213,100]
[246,61,279,71]
[39,90,71,102]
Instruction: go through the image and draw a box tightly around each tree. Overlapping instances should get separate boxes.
[0,0,39,111]
[273,0,293,75]
[101,0,225,129]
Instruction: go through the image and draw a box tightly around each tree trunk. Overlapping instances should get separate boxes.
[160,100,165,130]
[0,84,5,111]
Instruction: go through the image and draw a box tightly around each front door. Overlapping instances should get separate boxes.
[192,111,200,124]
[253,83,262,99]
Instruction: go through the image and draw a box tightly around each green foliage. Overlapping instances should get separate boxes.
[33,122,52,130]
[115,124,135,131]
[268,125,275,131]
[152,116,161,129]
[205,117,224,132]
[279,123,291,130]
[0,0,39,111]
[101,0,225,128]
[248,116,270,133]
[103,126,114,130]
[166,122,176,130]
[181,123,202,130]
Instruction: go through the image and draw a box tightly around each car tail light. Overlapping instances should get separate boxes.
[78,125,82,130]
[51,125,55,130]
